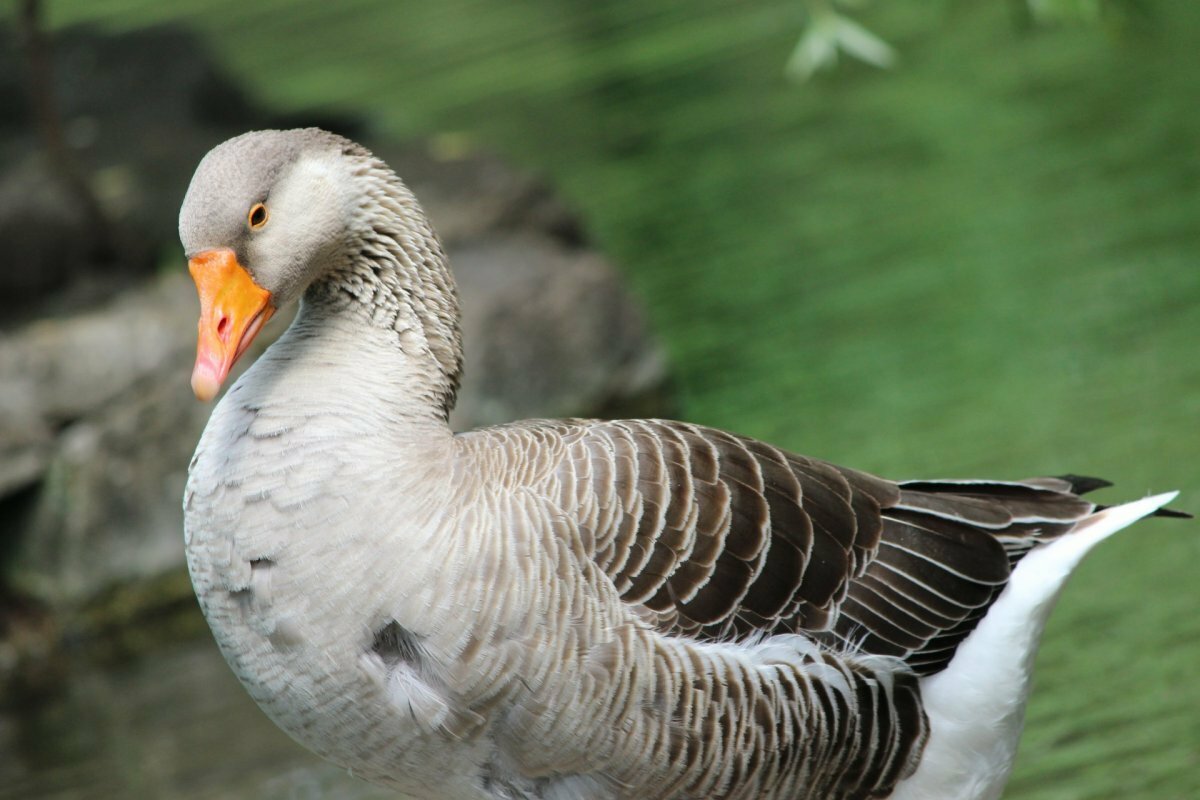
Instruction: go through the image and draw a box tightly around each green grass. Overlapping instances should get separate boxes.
[38,1,1200,796]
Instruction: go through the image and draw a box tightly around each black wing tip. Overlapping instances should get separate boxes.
[1152,506,1193,519]
[1054,474,1114,495]
[1053,474,1190,517]
[1091,500,1192,519]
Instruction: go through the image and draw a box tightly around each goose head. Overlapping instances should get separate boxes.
[178,129,361,400]
[178,129,462,410]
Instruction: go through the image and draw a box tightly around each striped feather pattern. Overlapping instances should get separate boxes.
[533,419,1099,678]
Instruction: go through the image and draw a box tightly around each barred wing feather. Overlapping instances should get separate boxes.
[554,420,1097,674]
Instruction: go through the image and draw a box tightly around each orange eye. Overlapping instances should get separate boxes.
[248,202,269,230]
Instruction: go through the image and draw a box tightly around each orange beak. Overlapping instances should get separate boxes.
[187,248,274,401]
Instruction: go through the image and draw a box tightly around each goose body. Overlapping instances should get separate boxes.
[179,129,1180,800]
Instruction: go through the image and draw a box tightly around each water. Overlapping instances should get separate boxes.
[14,1,1200,797]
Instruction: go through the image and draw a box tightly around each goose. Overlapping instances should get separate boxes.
[178,128,1184,800]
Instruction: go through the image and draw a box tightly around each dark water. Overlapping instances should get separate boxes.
[13,1,1200,797]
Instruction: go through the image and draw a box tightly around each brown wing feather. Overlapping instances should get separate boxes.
[559,420,1099,675]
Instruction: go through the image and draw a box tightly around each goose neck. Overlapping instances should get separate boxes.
[301,174,463,422]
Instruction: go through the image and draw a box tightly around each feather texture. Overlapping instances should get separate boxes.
[487,419,1098,679]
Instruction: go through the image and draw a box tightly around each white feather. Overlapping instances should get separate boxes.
[891,492,1178,800]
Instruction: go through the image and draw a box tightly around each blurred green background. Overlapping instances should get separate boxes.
[4,0,1198,797]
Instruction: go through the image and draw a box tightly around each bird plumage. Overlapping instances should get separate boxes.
[178,129,1181,800]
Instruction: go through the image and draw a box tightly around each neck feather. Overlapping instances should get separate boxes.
[303,155,463,422]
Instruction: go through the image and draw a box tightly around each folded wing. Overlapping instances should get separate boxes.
[552,419,1096,674]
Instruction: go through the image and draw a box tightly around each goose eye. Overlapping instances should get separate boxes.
[248,202,269,230]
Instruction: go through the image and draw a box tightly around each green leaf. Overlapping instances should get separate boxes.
[786,3,896,81]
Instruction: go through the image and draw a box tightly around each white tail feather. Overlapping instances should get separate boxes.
[890,492,1178,800]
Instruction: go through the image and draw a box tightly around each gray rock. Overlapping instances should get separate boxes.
[452,235,668,429]
[1,273,200,603]
[375,143,585,247]
[13,378,207,605]
[0,273,196,438]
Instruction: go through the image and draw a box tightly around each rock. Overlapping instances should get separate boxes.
[452,235,669,429]
[12,379,207,606]
[0,273,200,604]
[0,274,196,437]
[375,142,586,247]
